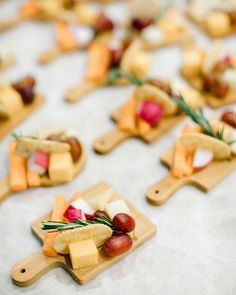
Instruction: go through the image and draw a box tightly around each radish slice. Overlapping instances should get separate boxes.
[193,148,213,172]
[64,207,86,223]
[70,199,95,219]
[28,150,49,175]
[139,100,164,126]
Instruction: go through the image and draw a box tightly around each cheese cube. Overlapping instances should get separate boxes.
[69,239,98,270]
[205,12,231,37]
[49,152,73,182]
[182,49,203,78]
[0,85,23,119]
[105,199,130,220]
[88,187,114,211]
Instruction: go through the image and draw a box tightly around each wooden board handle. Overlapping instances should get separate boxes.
[146,174,189,205]
[38,47,62,64]
[0,15,27,32]
[11,251,64,287]
[93,128,132,154]
[0,177,11,203]
[64,82,99,102]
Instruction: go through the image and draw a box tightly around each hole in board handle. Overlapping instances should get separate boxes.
[20,268,26,273]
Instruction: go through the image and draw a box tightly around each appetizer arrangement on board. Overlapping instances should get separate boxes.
[93,70,204,154]
[181,42,236,108]
[0,47,15,72]
[127,0,192,50]
[0,76,44,140]
[146,97,236,205]
[0,0,79,32]
[65,39,150,102]
[38,3,117,64]
[0,127,86,202]
[187,0,236,38]
[11,182,156,286]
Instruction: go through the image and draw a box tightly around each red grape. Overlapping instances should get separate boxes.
[113,213,135,233]
[103,234,133,257]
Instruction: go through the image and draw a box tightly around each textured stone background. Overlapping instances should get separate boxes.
[0,1,236,294]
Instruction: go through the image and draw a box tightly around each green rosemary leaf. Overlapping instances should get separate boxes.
[11,132,23,140]
[41,215,114,233]
[107,68,145,86]
[172,95,224,141]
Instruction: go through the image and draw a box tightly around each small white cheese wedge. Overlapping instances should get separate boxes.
[69,24,95,48]
[88,187,114,211]
[141,25,164,46]
[105,199,130,220]
[222,68,236,89]
[193,148,213,172]
[170,79,186,95]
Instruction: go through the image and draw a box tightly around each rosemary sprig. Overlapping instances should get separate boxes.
[11,132,23,141]
[41,215,114,233]
[172,95,221,140]
[107,68,146,86]
[11,132,38,141]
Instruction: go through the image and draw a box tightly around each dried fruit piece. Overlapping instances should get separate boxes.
[221,111,236,128]
[131,16,153,31]
[12,75,36,105]
[95,13,114,32]
[213,81,229,98]
[64,137,81,163]
[110,48,124,68]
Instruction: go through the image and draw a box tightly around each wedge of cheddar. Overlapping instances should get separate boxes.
[69,239,98,270]
[49,152,74,183]
[0,86,23,119]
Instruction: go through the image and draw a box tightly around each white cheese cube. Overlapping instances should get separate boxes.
[141,25,164,46]
[105,199,130,220]
[88,187,114,211]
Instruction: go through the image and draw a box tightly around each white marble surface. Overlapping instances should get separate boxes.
[0,1,236,295]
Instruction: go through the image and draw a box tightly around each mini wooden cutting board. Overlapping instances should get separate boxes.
[11,181,157,287]
[0,93,44,140]
[187,12,236,38]
[0,141,86,203]
[93,107,183,154]
[146,148,236,205]
[181,71,236,108]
